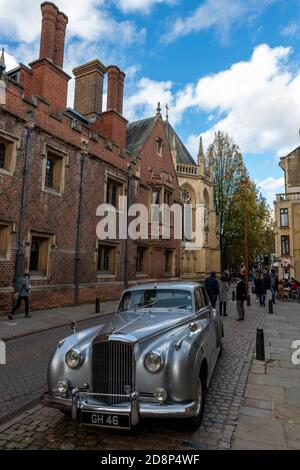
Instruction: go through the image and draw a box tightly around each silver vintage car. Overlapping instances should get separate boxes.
[42,282,223,430]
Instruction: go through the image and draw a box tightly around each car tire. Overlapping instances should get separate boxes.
[184,375,206,430]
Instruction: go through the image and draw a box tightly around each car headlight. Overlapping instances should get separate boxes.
[65,349,83,369]
[57,378,69,395]
[144,352,163,373]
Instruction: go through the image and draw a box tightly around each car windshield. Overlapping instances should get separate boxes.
[118,289,193,313]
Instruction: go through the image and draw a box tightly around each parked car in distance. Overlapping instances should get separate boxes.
[42,282,224,430]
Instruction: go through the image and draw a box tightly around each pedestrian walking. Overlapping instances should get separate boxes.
[219,273,230,317]
[270,271,279,304]
[255,273,266,307]
[8,273,31,320]
[205,271,219,309]
[236,275,247,321]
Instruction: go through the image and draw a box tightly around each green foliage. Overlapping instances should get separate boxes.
[208,131,274,269]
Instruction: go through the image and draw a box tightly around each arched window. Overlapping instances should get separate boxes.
[0,143,5,169]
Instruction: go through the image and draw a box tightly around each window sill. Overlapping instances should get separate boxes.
[43,188,62,197]
[0,168,14,177]
[29,274,48,281]
[97,273,116,279]
[136,273,149,278]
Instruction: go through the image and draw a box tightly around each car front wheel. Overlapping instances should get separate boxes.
[185,376,205,430]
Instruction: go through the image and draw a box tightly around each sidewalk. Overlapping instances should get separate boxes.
[233,299,300,449]
[0,300,119,341]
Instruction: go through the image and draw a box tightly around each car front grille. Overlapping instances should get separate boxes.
[92,340,134,405]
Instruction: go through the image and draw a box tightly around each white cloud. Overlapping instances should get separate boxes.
[281,21,300,39]
[257,176,285,206]
[178,44,300,158]
[0,0,145,44]
[0,48,18,71]
[115,0,176,14]
[163,0,278,44]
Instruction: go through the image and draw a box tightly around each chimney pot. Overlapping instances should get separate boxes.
[53,12,68,68]
[107,65,120,112]
[39,2,58,61]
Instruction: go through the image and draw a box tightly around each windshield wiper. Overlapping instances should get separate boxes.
[133,301,157,311]
[169,305,189,311]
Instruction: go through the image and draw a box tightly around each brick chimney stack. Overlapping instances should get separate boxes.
[39,2,68,68]
[73,60,107,118]
[30,2,70,112]
[107,66,120,112]
[39,2,58,62]
[53,11,68,68]
[117,71,126,116]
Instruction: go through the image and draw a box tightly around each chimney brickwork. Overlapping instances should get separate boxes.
[73,60,107,118]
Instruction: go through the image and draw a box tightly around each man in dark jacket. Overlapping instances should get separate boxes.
[236,275,247,321]
[8,273,31,320]
[205,272,219,308]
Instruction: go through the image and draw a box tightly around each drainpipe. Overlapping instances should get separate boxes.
[74,140,88,305]
[14,111,35,288]
[124,164,132,290]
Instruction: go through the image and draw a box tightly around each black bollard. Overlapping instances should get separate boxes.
[232,291,236,302]
[269,299,273,314]
[256,329,265,361]
[252,286,255,294]
[96,298,100,314]
[247,294,251,307]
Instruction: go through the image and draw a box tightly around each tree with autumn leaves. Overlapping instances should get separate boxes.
[207,131,274,271]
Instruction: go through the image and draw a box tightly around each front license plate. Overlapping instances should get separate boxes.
[81,411,131,430]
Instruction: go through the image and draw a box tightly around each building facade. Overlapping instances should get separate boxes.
[274,147,300,280]
[165,123,221,279]
[0,2,181,315]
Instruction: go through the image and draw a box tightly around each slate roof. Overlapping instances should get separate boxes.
[126,117,156,155]
[164,121,196,166]
[126,115,197,167]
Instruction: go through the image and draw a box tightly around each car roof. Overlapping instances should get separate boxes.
[124,281,203,293]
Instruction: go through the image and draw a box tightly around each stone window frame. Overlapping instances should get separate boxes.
[96,241,119,279]
[0,219,14,261]
[164,249,175,276]
[281,235,290,256]
[26,230,55,280]
[280,208,289,228]
[104,171,126,211]
[0,129,19,177]
[136,245,150,277]
[41,143,68,196]
[156,137,163,158]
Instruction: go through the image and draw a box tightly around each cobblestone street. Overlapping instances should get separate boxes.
[0,294,268,450]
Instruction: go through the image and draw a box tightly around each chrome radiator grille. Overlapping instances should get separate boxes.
[92,341,134,405]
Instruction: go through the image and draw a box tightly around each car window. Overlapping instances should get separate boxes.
[119,289,193,312]
[195,288,205,311]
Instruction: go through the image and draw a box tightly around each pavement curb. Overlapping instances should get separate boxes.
[2,311,115,342]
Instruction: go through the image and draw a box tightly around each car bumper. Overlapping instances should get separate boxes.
[41,392,197,422]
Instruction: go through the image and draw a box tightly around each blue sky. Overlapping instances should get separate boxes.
[2,0,300,206]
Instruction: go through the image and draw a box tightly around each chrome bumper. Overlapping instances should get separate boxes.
[41,392,197,422]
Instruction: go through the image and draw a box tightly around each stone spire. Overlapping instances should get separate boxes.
[197,136,205,175]
[156,101,162,116]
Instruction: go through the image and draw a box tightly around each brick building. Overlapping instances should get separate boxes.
[0,2,181,315]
